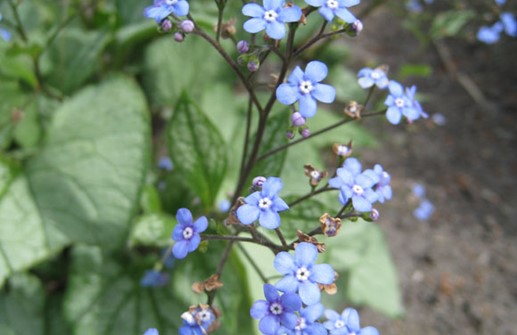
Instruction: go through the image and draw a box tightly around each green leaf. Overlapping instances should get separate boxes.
[0,274,44,335]
[430,10,475,39]
[26,77,150,247]
[167,93,227,208]
[129,213,175,248]
[322,220,403,317]
[399,64,432,80]
[64,244,253,334]
[13,104,42,148]
[42,29,111,94]
[140,184,163,214]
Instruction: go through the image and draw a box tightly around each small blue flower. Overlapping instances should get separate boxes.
[477,22,503,44]
[411,183,426,199]
[144,328,159,335]
[140,269,170,287]
[324,308,379,335]
[496,0,506,6]
[179,305,215,335]
[357,67,389,89]
[158,156,173,171]
[144,0,190,23]
[237,177,289,229]
[405,85,428,120]
[242,0,302,40]
[501,12,517,37]
[251,283,302,335]
[363,164,392,203]
[171,208,208,259]
[384,81,420,124]
[413,199,434,221]
[282,303,327,335]
[276,60,336,118]
[328,157,379,212]
[305,0,360,23]
[274,242,335,305]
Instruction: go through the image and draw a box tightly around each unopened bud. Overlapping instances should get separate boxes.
[301,127,310,138]
[286,130,295,139]
[180,20,195,33]
[370,208,379,221]
[252,176,267,188]
[161,20,173,32]
[237,40,249,53]
[352,20,363,35]
[174,32,184,42]
[247,61,259,72]
[291,112,306,127]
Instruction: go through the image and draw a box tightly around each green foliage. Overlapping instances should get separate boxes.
[430,10,475,39]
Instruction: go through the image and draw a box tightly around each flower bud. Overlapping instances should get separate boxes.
[252,176,266,188]
[247,61,259,72]
[174,32,185,42]
[291,112,306,127]
[301,127,310,138]
[161,20,173,32]
[370,208,379,221]
[236,40,249,54]
[286,130,295,139]
[351,20,363,35]
[180,20,195,33]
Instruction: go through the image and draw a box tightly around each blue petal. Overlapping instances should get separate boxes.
[338,189,348,204]
[262,177,284,198]
[280,292,302,312]
[364,188,379,204]
[312,83,336,103]
[143,328,159,335]
[264,283,280,301]
[386,106,402,124]
[242,3,265,17]
[259,315,280,335]
[187,234,200,252]
[176,208,192,225]
[280,312,298,329]
[358,77,374,88]
[272,196,289,212]
[244,18,267,33]
[324,309,340,321]
[384,94,395,107]
[310,264,334,284]
[250,300,268,319]
[299,281,321,305]
[264,0,282,10]
[336,168,354,185]
[237,204,260,224]
[343,0,360,6]
[356,174,376,188]
[193,216,208,233]
[403,106,420,121]
[172,223,186,241]
[298,94,318,118]
[343,157,362,176]
[306,0,325,6]
[318,7,335,21]
[275,275,298,293]
[361,326,380,335]
[305,61,328,83]
[352,195,372,212]
[173,240,189,259]
[307,323,328,335]
[259,209,281,229]
[173,1,189,16]
[328,175,344,189]
[294,242,318,267]
[301,303,324,323]
[288,66,305,84]
[244,191,262,206]
[266,20,286,40]
[279,6,302,23]
[342,308,360,331]
[276,84,300,105]
[388,80,404,96]
[334,7,356,23]
[144,6,170,22]
[376,77,389,89]
[274,252,296,274]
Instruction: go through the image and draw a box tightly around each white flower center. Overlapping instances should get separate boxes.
[299,80,314,94]
[352,184,364,196]
[259,197,273,209]
[181,311,196,325]
[165,0,178,5]
[326,0,339,9]
[371,70,381,80]
[310,170,321,179]
[395,97,405,108]
[198,310,211,322]
[334,319,345,329]
[264,10,278,22]
[296,266,311,281]
[295,317,307,330]
[182,227,194,240]
[337,145,350,156]
[269,302,283,315]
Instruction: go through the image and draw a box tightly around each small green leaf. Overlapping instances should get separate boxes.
[129,213,175,248]
[399,64,432,79]
[430,10,475,39]
[167,92,227,208]
[140,184,163,214]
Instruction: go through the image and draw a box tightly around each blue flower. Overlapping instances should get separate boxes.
[404,85,428,120]
[413,199,434,221]
[477,22,503,44]
[237,177,289,229]
[140,269,169,287]
[171,208,208,259]
[158,156,173,171]
[501,12,517,37]
[324,308,379,335]
[411,183,426,199]
[251,284,302,335]
[144,0,189,23]
[281,303,327,335]
[384,81,420,124]
[328,158,379,212]
[357,67,389,89]
[274,242,335,305]
[276,61,336,118]
[242,0,302,40]
[496,0,506,6]
[305,0,360,23]
[363,164,392,203]
[179,305,215,335]
[144,328,159,335]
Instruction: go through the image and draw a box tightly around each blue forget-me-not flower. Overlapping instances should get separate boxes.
[242,0,302,40]
[324,307,380,335]
[276,60,336,118]
[280,303,327,335]
[305,0,360,23]
[179,305,216,335]
[251,283,302,335]
[363,164,392,203]
[171,208,208,259]
[357,66,389,89]
[384,80,421,124]
[144,0,190,23]
[274,242,335,305]
[328,157,379,212]
[413,199,434,221]
[237,176,289,229]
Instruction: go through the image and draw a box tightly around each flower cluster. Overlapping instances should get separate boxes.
[477,11,517,44]
[329,157,392,213]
